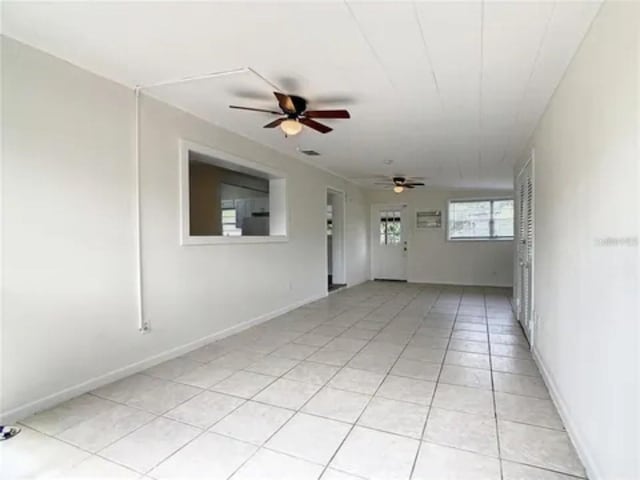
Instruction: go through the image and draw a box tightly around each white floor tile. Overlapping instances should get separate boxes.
[490,333,527,346]
[284,361,340,385]
[210,371,276,399]
[499,420,585,476]
[376,375,436,406]
[294,333,335,347]
[424,407,498,456]
[401,346,446,364]
[253,378,321,409]
[390,358,440,382]
[346,351,398,373]
[174,363,235,389]
[46,455,140,479]
[328,368,385,395]
[127,380,202,414]
[432,383,495,416]
[0,427,90,479]
[491,344,531,359]
[413,442,501,480]
[323,338,368,353]
[164,391,244,428]
[210,401,294,445]
[493,372,550,399]
[245,355,300,377]
[211,350,265,370]
[231,448,324,480]
[321,468,365,480]
[302,387,371,423]
[495,392,563,430]
[448,339,490,354]
[445,351,491,370]
[358,397,428,439]
[308,348,357,367]
[331,426,419,480]
[439,364,493,390]
[57,403,154,452]
[452,331,488,342]
[99,417,200,473]
[501,460,580,480]
[149,432,256,479]
[266,413,350,465]
[272,343,319,360]
[491,356,540,376]
[21,394,115,435]
[92,374,165,404]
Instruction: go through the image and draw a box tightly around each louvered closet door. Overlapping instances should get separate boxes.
[517,159,534,343]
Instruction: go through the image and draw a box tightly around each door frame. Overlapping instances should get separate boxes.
[515,149,535,345]
[370,203,408,281]
[325,187,347,292]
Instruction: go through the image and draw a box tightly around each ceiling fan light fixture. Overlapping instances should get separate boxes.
[280,119,303,136]
[393,185,404,193]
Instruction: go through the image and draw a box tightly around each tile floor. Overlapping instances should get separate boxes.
[1,282,585,480]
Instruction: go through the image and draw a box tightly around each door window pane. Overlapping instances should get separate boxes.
[379,210,402,245]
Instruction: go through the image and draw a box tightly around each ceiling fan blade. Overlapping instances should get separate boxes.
[229,105,281,115]
[405,185,415,189]
[406,182,425,187]
[263,118,285,128]
[299,118,333,134]
[305,110,351,119]
[273,92,296,114]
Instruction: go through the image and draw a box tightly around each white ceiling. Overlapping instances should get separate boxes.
[2,1,601,190]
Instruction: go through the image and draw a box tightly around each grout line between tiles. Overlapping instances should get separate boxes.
[408,286,457,479]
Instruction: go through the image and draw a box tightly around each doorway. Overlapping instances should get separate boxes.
[371,204,408,281]
[516,152,535,343]
[327,189,346,292]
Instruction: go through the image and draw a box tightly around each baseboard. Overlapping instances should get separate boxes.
[532,347,602,480]
[0,291,327,424]
[408,278,514,289]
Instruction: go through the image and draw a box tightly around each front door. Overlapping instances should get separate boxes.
[372,205,408,281]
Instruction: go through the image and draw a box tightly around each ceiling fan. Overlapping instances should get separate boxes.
[229,92,350,136]
[375,176,426,193]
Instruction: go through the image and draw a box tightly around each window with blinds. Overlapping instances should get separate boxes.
[448,199,514,240]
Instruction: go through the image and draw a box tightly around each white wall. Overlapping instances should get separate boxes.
[367,189,514,287]
[518,3,639,479]
[0,37,370,421]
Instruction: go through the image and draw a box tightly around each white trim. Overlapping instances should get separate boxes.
[532,348,601,480]
[182,235,288,246]
[325,187,347,293]
[178,139,289,245]
[0,291,326,424]
[133,87,148,333]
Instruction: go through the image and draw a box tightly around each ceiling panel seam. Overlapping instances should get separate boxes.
[413,0,459,178]
[343,0,396,90]
[499,0,557,166]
